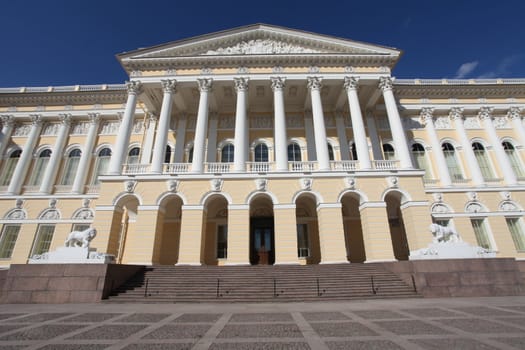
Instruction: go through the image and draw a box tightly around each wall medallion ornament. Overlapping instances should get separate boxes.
[49,198,57,209]
[433,193,443,202]
[431,203,450,214]
[300,178,313,190]
[6,209,26,220]
[467,192,478,201]
[465,202,484,213]
[500,191,511,200]
[255,178,268,191]
[500,201,519,212]
[40,209,60,220]
[344,177,356,189]
[124,180,137,193]
[387,176,399,188]
[82,198,91,208]
[73,208,94,220]
[167,180,179,192]
[15,198,24,209]
[211,179,223,192]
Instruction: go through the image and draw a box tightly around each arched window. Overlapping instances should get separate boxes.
[60,149,81,185]
[127,147,140,165]
[92,148,112,184]
[383,144,395,160]
[254,144,268,162]
[350,143,358,160]
[164,145,172,164]
[221,144,234,163]
[411,143,431,179]
[442,143,463,180]
[472,142,494,179]
[28,149,52,186]
[287,143,301,162]
[327,143,334,161]
[503,141,525,177]
[0,149,21,186]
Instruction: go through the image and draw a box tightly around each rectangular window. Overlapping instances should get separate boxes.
[297,223,310,258]
[506,218,525,252]
[31,225,55,256]
[0,225,21,259]
[444,151,463,180]
[216,225,227,259]
[470,219,492,250]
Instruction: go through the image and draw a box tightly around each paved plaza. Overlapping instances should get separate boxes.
[0,297,524,349]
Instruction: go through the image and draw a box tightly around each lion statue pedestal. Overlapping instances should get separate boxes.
[28,227,115,264]
[410,224,496,260]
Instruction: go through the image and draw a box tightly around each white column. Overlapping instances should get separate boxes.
[108,81,142,175]
[39,114,71,194]
[7,115,43,195]
[366,111,383,160]
[174,114,187,163]
[304,112,316,161]
[420,108,452,186]
[335,111,350,160]
[450,107,484,186]
[379,77,413,169]
[509,107,525,146]
[206,113,218,163]
[191,78,212,173]
[233,78,249,172]
[307,77,330,171]
[72,113,100,194]
[0,115,15,159]
[151,79,176,174]
[344,77,371,169]
[479,107,517,185]
[140,113,158,164]
[271,77,288,171]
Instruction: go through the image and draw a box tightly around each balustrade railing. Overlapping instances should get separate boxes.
[122,163,150,175]
[289,161,316,172]
[247,162,272,172]
[206,162,232,173]
[372,160,399,170]
[54,185,73,193]
[451,178,471,185]
[22,186,39,193]
[164,163,191,174]
[85,184,100,194]
[330,160,359,171]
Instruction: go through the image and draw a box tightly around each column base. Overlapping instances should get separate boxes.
[320,260,349,264]
[224,262,250,266]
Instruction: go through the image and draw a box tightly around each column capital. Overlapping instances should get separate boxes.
[29,114,43,125]
[234,77,249,92]
[87,112,101,124]
[378,76,394,91]
[58,113,72,125]
[449,107,464,121]
[147,112,158,122]
[197,78,213,92]
[478,106,494,121]
[161,79,177,94]
[0,114,14,127]
[307,76,322,90]
[126,80,143,95]
[419,107,434,124]
[507,107,522,120]
[270,76,286,91]
[117,111,124,121]
[343,76,359,91]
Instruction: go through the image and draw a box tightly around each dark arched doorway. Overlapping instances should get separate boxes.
[249,194,275,265]
[340,193,366,263]
[385,191,410,260]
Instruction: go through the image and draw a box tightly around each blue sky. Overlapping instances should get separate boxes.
[1,0,524,87]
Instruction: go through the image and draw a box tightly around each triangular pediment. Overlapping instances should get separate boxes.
[118,24,401,71]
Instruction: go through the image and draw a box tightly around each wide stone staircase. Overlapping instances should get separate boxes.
[106,263,420,302]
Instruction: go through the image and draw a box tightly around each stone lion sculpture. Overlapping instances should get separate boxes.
[429,223,461,243]
[65,227,97,248]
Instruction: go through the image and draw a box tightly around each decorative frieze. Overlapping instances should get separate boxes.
[70,122,90,135]
[218,115,234,129]
[41,123,60,136]
[99,121,119,134]
[493,116,509,129]
[286,115,304,128]
[132,120,144,133]
[251,115,273,129]
[204,39,322,55]
[463,117,481,129]
[12,124,31,137]
[434,116,451,129]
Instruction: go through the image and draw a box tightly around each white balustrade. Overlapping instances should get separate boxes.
[86,185,100,194]
[122,163,150,175]
[372,160,399,170]
[247,162,272,173]
[164,163,191,174]
[330,160,359,171]
[54,185,73,193]
[289,161,316,172]
[23,186,40,193]
[451,178,471,185]
[206,162,232,173]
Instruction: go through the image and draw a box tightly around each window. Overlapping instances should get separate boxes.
[127,147,140,165]
[383,144,395,160]
[327,143,334,161]
[287,143,301,161]
[164,145,172,164]
[296,223,310,258]
[92,148,112,184]
[470,219,492,250]
[412,143,431,179]
[71,223,91,233]
[186,146,194,163]
[221,144,234,163]
[506,218,525,252]
[472,142,495,179]
[442,143,463,180]
[254,144,268,162]
[350,143,358,160]
[0,149,21,186]
[217,225,228,259]
[31,225,55,256]
[0,225,20,259]
[28,149,51,186]
[503,142,525,177]
[60,149,81,185]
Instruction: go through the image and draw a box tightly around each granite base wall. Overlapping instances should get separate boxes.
[0,264,144,304]
[379,258,525,298]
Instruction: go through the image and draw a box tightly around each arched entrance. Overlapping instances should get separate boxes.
[155,195,183,265]
[385,191,410,260]
[340,193,366,263]
[295,194,321,264]
[249,194,275,265]
[202,194,228,265]
[109,195,139,264]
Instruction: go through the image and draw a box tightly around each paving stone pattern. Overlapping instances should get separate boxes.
[0,297,525,349]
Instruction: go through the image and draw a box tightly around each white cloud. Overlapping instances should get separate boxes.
[477,54,525,79]
[454,61,479,79]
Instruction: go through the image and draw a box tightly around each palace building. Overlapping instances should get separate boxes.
[1,23,525,268]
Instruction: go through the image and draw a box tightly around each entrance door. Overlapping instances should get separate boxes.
[250,218,275,265]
